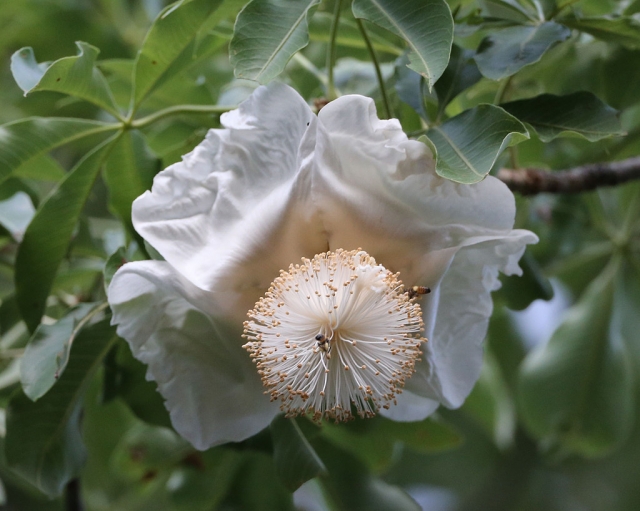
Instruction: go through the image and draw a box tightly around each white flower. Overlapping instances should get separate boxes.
[108,83,537,450]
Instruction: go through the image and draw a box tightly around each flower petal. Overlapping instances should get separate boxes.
[407,231,537,408]
[379,390,440,422]
[132,83,325,312]
[108,260,279,449]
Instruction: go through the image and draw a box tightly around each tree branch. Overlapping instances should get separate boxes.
[497,157,640,195]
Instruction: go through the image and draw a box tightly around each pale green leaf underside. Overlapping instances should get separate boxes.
[230,0,320,84]
[353,0,453,90]
[474,22,571,80]
[425,104,529,184]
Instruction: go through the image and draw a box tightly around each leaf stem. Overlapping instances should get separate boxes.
[494,75,514,105]
[326,0,343,100]
[356,18,393,119]
[131,104,235,129]
[293,52,328,87]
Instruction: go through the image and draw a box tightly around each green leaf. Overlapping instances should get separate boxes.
[0,118,118,184]
[352,0,454,90]
[20,303,100,401]
[433,44,482,118]
[270,415,326,492]
[323,415,461,472]
[230,0,320,84]
[478,0,536,23]
[562,15,640,49]
[133,0,226,107]
[501,92,623,142]
[14,155,66,182]
[10,42,120,117]
[103,131,159,237]
[5,318,117,497]
[518,263,635,457]
[423,104,528,184]
[474,22,571,80]
[311,438,420,511]
[15,136,120,332]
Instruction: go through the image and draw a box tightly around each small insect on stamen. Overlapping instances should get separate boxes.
[407,286,431,300]
[316,334,331,353]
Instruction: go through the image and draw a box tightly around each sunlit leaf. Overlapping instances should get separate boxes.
[10,42,120,117]
[352,0,453,90]
[474,22,571,80]
[20,302,100,401]
[5,318,117,497]
[0,118,118,184]
[501,92,624,142]
[230,0,320,84]
[14,155,66,182]
[15,135,120,332]
[423,104,529,184]
[270,415,326,492]
[518,263,635,457]
[133,0,225,107]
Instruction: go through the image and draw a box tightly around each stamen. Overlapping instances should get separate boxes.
[242,249,426,422]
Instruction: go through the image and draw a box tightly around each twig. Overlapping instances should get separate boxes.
[497,157,640,195]
[65,479,83,511]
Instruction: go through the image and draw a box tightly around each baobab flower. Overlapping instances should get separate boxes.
[109,83,537,450]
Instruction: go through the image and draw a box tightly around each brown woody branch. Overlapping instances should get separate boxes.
[497,156,640,195]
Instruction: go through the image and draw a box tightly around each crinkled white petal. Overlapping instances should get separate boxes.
[407,232,537,408]
[132,83,326,315]
[108,261,279,449]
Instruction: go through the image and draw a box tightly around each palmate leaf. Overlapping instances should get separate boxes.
[518,262,635,457]
[10,42,120,117]
[230,0,320,84]
[423,104,529,184]
[15,135,120,332]
[132,0,226,107]
[5,318,117,497]
[501,92,624,142]
[352,0,453,90]
[0,118,118,184]
[474,22,571,80]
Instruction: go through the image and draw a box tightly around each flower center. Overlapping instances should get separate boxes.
[242,249,426,421]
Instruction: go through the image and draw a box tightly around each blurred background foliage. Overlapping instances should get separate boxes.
[0,0,639,509]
